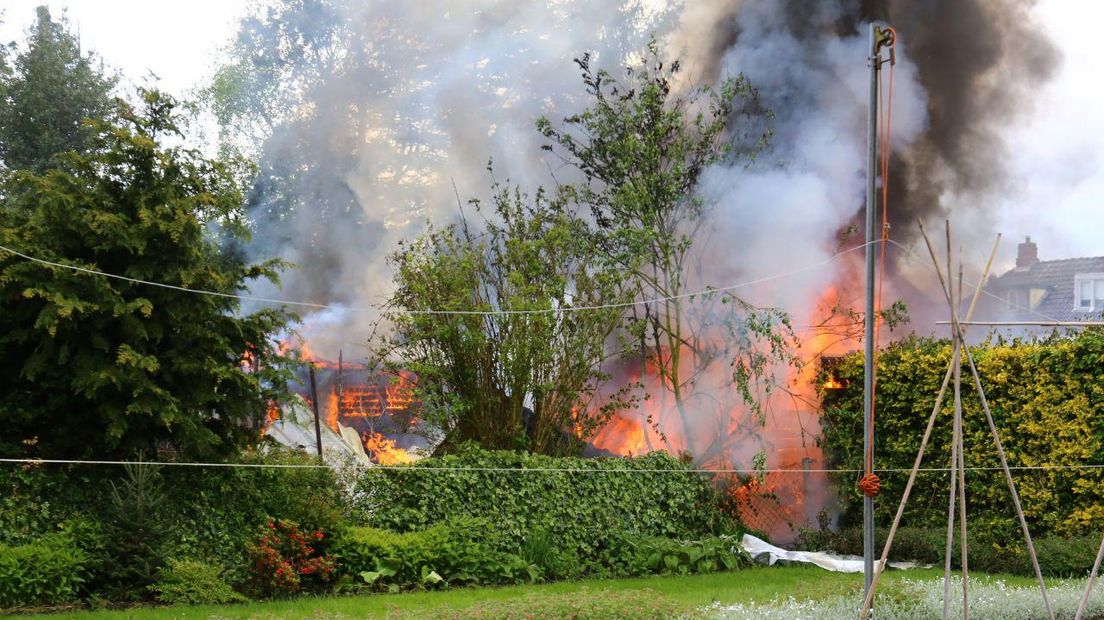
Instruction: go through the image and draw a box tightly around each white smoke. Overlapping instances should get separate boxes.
[690,4,927,321]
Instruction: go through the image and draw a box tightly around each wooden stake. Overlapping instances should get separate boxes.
[956,257,970,620]
[1074,534,1104,620]
[920,221,1053,620]
[858,233,1000,619]
[309,364,323,460]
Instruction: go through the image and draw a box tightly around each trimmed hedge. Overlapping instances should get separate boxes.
[0,446,344,602]
[820,331,1104,536]
[799,526,1103,578]
[354,446,738,576]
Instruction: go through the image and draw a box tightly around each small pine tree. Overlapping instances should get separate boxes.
[100,460,170,600]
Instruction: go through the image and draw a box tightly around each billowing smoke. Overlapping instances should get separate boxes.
[230,0,1057,352]
[226,0,1057,536]
[230,1,679,356]
[690,0,1058,327]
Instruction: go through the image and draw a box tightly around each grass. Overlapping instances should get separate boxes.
[27,567,1063,619]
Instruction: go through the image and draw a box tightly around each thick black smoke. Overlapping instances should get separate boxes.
[222,0,1058,347]
[862,0,1059,238]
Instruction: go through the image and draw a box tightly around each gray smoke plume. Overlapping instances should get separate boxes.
[222,0,1058,538]
[681,0,1059,326]
[226,0,1056,351]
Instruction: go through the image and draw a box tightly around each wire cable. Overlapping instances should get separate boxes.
[0,240,878,317]
[3,457,1104,474]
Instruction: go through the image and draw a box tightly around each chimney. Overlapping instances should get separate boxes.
[1016,236,1038,268]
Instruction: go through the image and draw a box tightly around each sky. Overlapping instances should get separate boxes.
[0,0,1101,265]
[0,0,250,97]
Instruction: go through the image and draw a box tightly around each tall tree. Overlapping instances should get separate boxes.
[0,91,292,460]
[0,6,115,172]
[538,42,797,464]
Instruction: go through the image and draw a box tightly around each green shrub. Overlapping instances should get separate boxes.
[149,558,247,605]
[821,331,1104,536]
[99,461,170,601]
[334,517,538,591]
[799,525,1103,577]
[610,534,748,577]
[0,532,88,609]
[393,587,687,620]
[354,447,736,571]
[162,446,345,581]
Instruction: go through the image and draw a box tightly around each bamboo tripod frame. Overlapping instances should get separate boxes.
[858,221,1066,620]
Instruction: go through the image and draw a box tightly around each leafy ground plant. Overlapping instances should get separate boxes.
[709,577,1104,619]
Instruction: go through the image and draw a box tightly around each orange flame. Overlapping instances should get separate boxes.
[591,414,648,456]
[363,432,413,465]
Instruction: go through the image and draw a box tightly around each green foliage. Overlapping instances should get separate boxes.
[537,39,796,461]
[149,558,247,605]
[820,331,1104,535]
[336,518,538,591]
[0,89,293,460]
[377,180,632,455]
[394,587,687,620]
[799,525,1103,578]
[99,461,169,600]
[0,448,344,600]
[0,6,116,172]
[0,531,89,609]
[158,447,344,578]
[354,447,738,577]
[609,534,748,577]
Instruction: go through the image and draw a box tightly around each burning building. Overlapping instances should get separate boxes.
[232,0,1061,542]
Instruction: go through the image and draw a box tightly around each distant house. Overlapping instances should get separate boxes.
[985,237,1104,322]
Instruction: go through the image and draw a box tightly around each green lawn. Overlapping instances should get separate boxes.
[29,567,1052,620]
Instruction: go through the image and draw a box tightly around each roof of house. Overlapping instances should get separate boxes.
[989,256,1104,321]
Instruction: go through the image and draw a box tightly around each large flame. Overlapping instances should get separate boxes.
[586,268,867,541]
[363,431,413,465]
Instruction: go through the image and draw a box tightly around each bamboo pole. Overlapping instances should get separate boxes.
[955,258,970,620]
[1074,533,1104,620]
[942,336,960,620]
[919,221,1053,620]
[858,233,1000,619]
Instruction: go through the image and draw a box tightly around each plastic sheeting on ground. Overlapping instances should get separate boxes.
[740,534,923,573]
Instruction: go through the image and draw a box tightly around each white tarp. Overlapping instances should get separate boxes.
[740,534,922,573]
[266,397,372,465]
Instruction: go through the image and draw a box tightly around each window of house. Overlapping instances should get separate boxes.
[1075,274,1104,312]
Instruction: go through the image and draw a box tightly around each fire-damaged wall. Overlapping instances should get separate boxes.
[291,364,430,464]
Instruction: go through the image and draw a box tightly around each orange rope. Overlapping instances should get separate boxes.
[859,472,882,497]
[865,27,896,483]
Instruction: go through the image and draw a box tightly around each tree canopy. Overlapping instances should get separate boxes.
[0,91,292,460]
[0,6,116,172]
[376,179,632,454]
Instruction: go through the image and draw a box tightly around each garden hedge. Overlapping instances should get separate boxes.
[354,446,738,575]
[820,330,1104,537]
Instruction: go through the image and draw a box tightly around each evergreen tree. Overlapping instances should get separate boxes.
[0,91,292,460]
[0,6,115,172]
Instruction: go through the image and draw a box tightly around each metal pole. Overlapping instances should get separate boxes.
[309,364,323,459]
[863,21,881,597]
